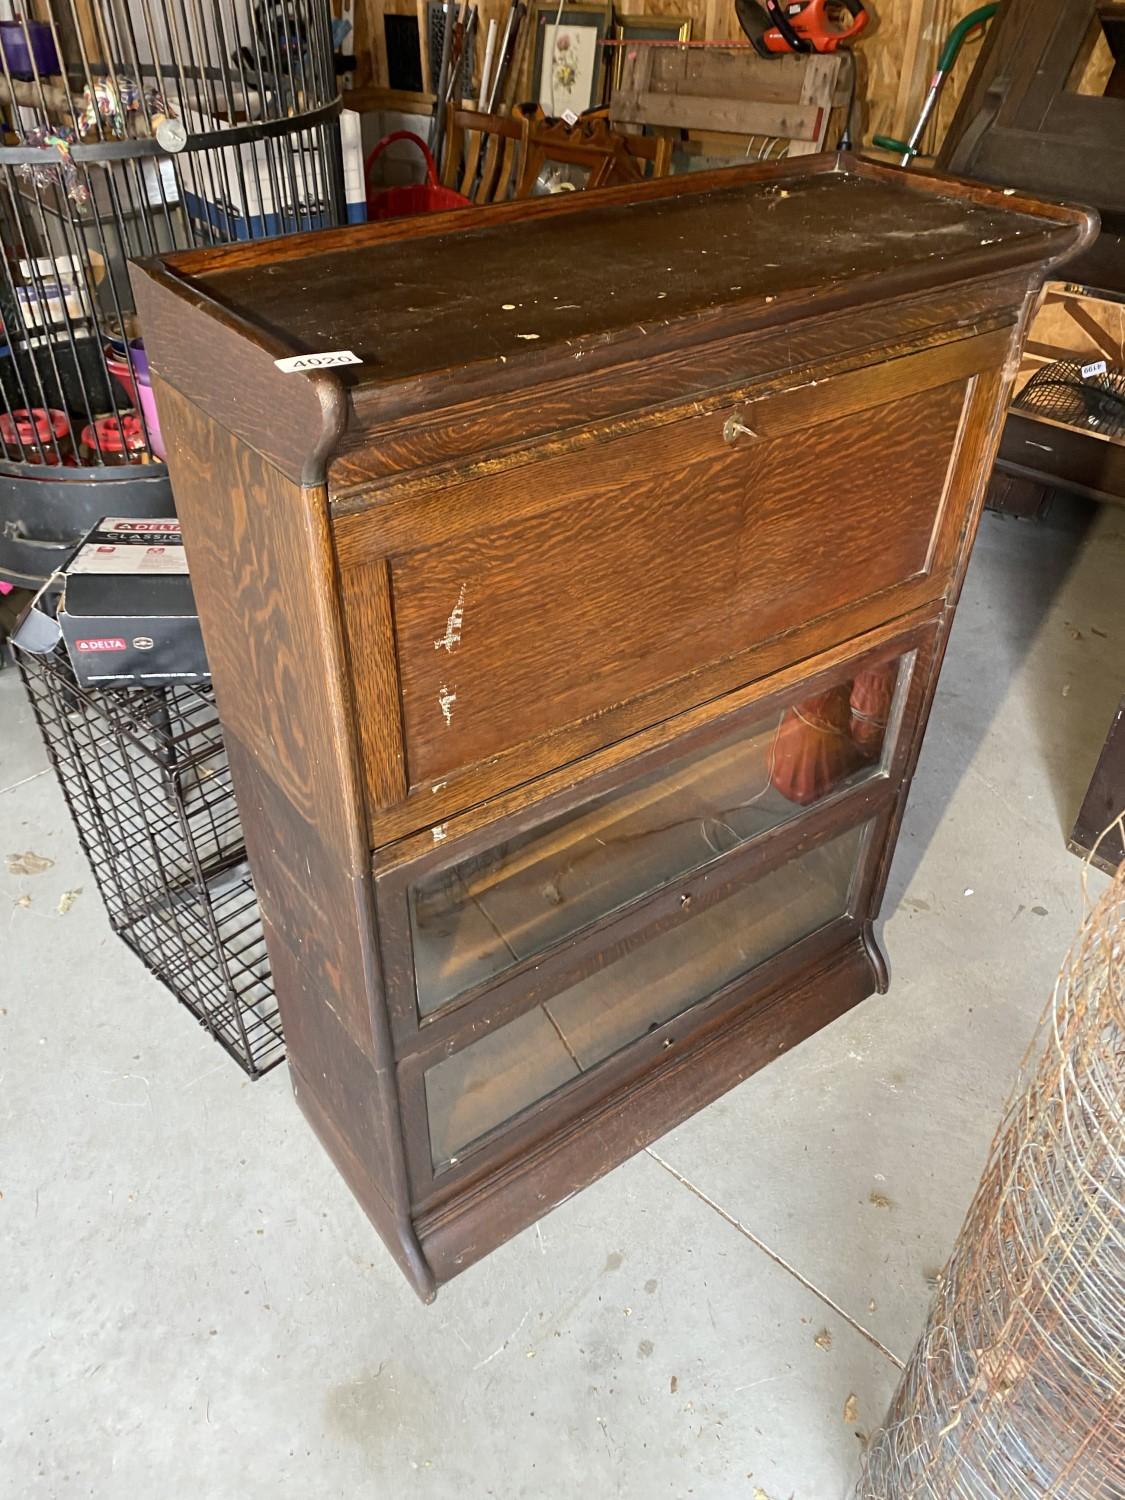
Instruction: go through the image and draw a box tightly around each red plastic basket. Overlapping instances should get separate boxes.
[365,130,471,220]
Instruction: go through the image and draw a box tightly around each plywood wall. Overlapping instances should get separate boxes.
[343,0,996,157]
[346,0,741,98]
[860,0,993,152]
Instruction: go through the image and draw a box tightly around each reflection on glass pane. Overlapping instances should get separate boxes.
[425,822,866,1169]
[425,1006,580,1171]
[411,656,903,1016]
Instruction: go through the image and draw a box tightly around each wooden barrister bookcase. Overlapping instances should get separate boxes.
[131,156,1094,1300]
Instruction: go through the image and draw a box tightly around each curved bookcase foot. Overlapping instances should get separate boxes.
[862,921,890,994]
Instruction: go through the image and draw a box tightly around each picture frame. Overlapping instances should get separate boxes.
[610,13,692,91]
[528,1,614,118]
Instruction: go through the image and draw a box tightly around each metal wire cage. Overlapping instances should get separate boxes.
[0,0,343,471]
[16,639,283,1076]
[1014,359,1125,440]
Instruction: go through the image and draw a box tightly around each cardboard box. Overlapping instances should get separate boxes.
[16,518,209,687]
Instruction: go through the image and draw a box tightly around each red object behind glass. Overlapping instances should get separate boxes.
[770,684,865,805]
[849,663,897,758]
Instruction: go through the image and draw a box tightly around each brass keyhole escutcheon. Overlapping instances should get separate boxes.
[723,413,758,444]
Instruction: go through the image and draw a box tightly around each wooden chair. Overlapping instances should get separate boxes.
[443,106,528,204]
[513,106,672,196]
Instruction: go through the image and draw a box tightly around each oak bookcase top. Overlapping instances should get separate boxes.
[145,157,1091,397]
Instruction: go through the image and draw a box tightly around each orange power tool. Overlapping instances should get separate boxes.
[735,0,869,55]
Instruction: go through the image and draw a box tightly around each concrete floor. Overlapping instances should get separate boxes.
[2,501,1121,1500]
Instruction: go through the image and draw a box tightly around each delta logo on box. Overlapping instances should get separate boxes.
[75,637,127,653]
[108,519,181,535]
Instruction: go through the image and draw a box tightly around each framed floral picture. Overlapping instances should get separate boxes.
[611,13,692,91]
[529,2,613,118]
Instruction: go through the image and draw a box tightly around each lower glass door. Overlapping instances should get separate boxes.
[423,819,867,1172]
[405,651,907,1019]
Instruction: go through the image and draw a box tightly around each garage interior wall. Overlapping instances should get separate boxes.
[337,0,995,152]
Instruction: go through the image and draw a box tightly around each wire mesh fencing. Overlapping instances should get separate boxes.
[17,639,283,1077]
[858,850,1125,1499]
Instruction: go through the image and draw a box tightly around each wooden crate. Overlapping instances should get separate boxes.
[611,46,843,158]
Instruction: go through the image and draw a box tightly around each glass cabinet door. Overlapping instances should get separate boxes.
[423,819,869,1171]
[406,651,908,1018]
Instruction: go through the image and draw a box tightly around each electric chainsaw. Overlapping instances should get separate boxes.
[735,0,869,55]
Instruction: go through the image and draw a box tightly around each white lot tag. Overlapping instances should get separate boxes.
[1081,359,1108,380]
[275,350,362,373]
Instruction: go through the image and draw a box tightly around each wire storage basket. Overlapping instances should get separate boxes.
[17,638,283,1077]
[0,0,344,584]
[1013,359,1125,439]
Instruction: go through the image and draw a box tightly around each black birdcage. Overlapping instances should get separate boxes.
[0,0,344,583]
[17,638,283,1077]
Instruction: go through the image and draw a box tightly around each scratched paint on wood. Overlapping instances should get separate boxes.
[435,584,467,653]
